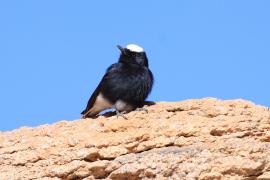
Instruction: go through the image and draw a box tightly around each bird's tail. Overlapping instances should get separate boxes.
[81,110,86,115]
[81,108,92,119]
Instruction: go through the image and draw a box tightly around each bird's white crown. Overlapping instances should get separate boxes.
[126,44,144,53]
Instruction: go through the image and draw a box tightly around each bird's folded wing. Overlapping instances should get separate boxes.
[81,63,119,115]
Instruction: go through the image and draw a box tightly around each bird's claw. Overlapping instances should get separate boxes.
[135,106,149,113]
[116,110,128,120]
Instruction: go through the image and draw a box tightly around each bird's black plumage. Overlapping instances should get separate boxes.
[81,44,153,118]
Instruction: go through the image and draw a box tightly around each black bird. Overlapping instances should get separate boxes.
[81,44,154,118]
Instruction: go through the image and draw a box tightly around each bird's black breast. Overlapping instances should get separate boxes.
[101,63,153,107]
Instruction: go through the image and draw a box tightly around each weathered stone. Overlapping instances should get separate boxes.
[0,98,270,179]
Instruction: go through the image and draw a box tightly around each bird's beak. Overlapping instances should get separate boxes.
[117,45,125,54]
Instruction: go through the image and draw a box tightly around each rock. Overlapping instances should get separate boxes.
[0,98,270,179]
[258,171,270,180]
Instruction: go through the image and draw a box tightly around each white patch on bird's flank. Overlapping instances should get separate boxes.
[115,100,133,112]
[126,44,144,53]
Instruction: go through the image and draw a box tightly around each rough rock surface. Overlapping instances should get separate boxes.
[1,98,270,180]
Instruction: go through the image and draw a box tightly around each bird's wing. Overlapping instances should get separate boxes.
[81,63,119,116]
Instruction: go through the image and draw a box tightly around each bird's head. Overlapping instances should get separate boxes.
[117,44,149,67]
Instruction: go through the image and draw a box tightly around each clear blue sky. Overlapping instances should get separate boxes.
[1,1,269,131]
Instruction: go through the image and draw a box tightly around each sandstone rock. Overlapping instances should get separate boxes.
[1,98,270,179]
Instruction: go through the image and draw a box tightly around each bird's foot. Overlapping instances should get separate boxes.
[135,106,149,113]
[116,110,128,120]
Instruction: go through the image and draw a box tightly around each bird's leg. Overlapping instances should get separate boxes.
[115,109,128,120]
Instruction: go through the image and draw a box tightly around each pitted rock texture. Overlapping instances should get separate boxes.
[1,98,270,180]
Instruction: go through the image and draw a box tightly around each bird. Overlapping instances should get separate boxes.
[81,44,154,119]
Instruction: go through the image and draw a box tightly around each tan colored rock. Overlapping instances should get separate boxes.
[258,171,270,180]
[1,98,270,179]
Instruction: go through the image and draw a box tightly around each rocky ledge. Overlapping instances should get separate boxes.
[1,98,270,179]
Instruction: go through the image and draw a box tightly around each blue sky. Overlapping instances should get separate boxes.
[0,1,269,131]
